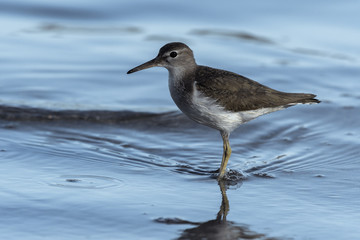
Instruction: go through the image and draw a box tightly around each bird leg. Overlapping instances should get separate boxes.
[218,132,231,179]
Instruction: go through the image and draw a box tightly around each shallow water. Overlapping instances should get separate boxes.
[1,1,360,239]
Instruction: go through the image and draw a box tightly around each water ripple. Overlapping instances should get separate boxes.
[47,175,123,189]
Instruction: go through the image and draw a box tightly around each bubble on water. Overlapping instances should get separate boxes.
[48,175,123,189]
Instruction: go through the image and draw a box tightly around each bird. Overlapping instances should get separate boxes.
[127,42,320,180]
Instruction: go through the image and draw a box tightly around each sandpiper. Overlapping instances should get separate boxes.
[127,42,319,179]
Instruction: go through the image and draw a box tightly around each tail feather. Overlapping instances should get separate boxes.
[284,93,320,105]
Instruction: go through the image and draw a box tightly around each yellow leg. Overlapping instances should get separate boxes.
[218,131,231,180]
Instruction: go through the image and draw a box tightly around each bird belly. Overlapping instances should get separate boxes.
[186,100,243,133]
[183,88,244,133]
[181,87,284,133]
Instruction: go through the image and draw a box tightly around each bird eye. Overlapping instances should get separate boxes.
[170,51,177,58]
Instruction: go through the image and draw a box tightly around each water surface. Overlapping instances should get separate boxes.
[1,1,360,239]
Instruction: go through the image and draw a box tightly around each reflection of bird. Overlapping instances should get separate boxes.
[127,42,320,179]
[154,182,277,240]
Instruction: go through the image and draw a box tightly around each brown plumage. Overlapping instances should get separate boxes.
[195,66,319,112]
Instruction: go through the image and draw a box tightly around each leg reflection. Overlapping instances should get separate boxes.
[154,180,277,240]
[216,179,229,222]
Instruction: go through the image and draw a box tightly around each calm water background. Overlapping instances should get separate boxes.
[1,1,360,239]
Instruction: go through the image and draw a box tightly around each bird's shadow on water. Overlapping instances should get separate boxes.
[154,180,281,240]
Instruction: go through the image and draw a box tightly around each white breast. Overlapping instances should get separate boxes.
[186,85,242,133]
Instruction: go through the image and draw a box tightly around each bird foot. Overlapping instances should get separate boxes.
[213,169,247,185]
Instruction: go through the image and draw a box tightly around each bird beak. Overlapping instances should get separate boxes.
[127,57,160,74]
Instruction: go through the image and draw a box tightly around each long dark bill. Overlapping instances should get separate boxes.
[127,58,159,74]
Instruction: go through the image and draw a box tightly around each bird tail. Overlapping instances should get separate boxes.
[281,93,320,106]
[296,93,320,104]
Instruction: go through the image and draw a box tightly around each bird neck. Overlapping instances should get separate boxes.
[168,60,197,77]
[168,65,196,89]
[167,65,196,109]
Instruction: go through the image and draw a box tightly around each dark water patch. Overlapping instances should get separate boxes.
[0,105,164,123]
[145,34,190,43]
[0,2,106,20]
[190,29,275,45]
[341,93,360,100]
[0,105,204,132]
[25,23,142,35]
[1,122,19,129]
[289,47,356,62]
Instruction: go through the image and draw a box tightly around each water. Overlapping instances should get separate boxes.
[1,0,360,239]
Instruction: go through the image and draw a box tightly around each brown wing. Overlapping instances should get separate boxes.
[195,66,319,112]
